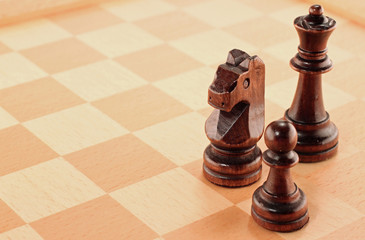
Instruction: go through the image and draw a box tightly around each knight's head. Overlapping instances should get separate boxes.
[208,49,265,112]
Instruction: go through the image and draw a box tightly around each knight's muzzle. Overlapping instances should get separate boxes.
[208,88,231,111]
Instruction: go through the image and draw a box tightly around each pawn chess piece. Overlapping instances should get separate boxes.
[203,49,265,187]
[251,120,309,232]
[284,4,338,162]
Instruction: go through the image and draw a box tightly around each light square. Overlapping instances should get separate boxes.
[328,44,354,64]
[77,23,163,57]
[170,29,257,65]
[110,168,232,235]
[237,177,363,240]
[0,18,71,50]
[331,22,365,54]
[153,67,214,110]
[266,78,356,111]
[135,11,212,41]
[223,17,295,49]
[0,107,18,130]
[53,60,147,101]
[253,51,296,85]
[134,112,208,165]
[164,0,208,7]
[240,0,297,14]
[263,38,298,63]
[101,0,176,22]
[0,158,105,222]
[183,0,262,27]
[324,57,365,99]
[23,104,128,155]
[269,4,313,27]
[269,5,348,28]
[0,52,47,89]
[0,225,43,240]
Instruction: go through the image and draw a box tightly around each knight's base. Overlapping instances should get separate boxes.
[284,110,339,163]
[203,144,262,187]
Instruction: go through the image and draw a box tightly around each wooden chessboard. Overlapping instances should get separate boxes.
[0,0,364,239]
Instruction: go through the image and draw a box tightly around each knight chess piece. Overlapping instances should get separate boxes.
[251,120,309,232]
[203,49,265,187]
[284,4,338,162]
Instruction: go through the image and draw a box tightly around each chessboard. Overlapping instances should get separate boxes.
[0,0,364,239]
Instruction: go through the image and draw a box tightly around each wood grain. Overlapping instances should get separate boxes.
[0,0,112,27]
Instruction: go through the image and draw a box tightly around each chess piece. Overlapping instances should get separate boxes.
[251,120,309,232]
[203,49,265,187]
[284,5,338,162]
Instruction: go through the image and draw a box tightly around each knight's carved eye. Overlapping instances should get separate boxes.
[243,78,250,89]
[221,102,225,106]
[209,96,212,101]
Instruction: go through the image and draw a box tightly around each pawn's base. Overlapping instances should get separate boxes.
[203,144,262,187]
[251,207,309,232]
[284,110,339,163]
[251,185,309,232]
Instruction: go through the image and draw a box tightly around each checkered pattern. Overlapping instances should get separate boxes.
[0,0,364,239]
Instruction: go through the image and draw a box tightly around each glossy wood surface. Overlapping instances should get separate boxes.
[252,120,309,232]
[0,0,112,27]
[203,49,265,187]
[284,5,338,162]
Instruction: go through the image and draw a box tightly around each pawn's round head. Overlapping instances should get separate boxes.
[264,120,298,153]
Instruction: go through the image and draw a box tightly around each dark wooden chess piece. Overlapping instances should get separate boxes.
[251,120,309,232]
[284,5,338,162]
[203,49,265,187]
